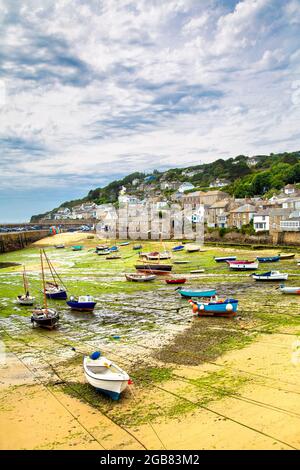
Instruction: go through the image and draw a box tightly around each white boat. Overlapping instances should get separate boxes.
[125,273,156,282]
[252,271,288,282]
[185,244,201,253]
[227,261,259,271]
[278,285,300,295]
[17,294,35,306]
[83,352,130,400]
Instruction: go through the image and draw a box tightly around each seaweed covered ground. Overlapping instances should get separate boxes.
[0,235,299,449]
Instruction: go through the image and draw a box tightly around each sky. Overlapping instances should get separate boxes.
[0,0,300,222]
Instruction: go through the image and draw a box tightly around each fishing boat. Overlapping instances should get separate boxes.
[42,250,67,300]
[172,245,185,252]
[185,244,201,253]
[227,260,258,271]
[278,285,300,295]
[214,256,237,263]
[251,271,288,282]
[177,288,217,298]
[165,278,186,284]
[189,297,238,317]
[256,256,280,263]
[67,295,97,311]
[17,266,35,306]
[106,255,121,260]
[125,273,156,282]
[54,244,65,249]
[31,250,59,329]
[278,253,295,260]
[72,245,83,251]
[83,351,130,400]
[135,263,172,275]
[97,250,110,256]
[133,244,142,250]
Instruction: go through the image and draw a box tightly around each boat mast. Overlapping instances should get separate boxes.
[22,266,28,295]
[40,249,48,314]
[43,249,67,291]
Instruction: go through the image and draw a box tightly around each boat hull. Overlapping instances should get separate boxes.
[215,256,237,263]
[193,299,238,317]
[135,264,172,272]
[172,246,184,252]
[165,278,186,284]
[228,262,258,270]
[125,274,156,282]
[17,295,35,306]
[256,256,280,263]
[46,290,67,300]
[252,274,288,281]
[83,358,129,400]
[67,301,96,311]
[178,289,216,298]
[31,309,59,329]
[279,287,300,294]
[278,253,295,260]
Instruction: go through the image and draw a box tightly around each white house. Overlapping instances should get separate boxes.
[283,184,297,195]
[178,182,195,193]
[253,211,270,232]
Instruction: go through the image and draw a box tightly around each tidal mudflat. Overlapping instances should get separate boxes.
[0,234,299,449]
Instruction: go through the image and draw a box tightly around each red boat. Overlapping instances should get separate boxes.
[165,278,186,284]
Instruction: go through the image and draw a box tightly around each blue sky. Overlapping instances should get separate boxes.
[0,0,300,222]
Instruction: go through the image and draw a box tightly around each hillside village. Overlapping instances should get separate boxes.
[31,152,300,244]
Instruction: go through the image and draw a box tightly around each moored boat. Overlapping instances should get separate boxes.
[165,278,186,284]
[83,351,130,400]
[106,255,121,260]
[256,256,280,263]
[189,297,238,317]
[172,245,185,252]
[278,253,295,260]
[17,266,35,306]
[142,251,171,260]
[252,271,288,282]
[185,244,201,253]
[119,242,130,246]
[109,245,119,252]
[31,308,59,329]
[177,288,216,298]
[135,263,172,275]
[214,256,237,263]
[67,295,97,311]
[72,245,83,251]
[278,285,300,295]
[133,244,142,250]
[96,244,109,251]
[54,244,65,249]
[125,273,156,282]
[227,260,258,271]
[97,249,110,256]
[45,282,67,299]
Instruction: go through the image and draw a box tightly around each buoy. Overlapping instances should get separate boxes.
[226,303,233,312]
[90,351,101,360]
[199,304,205,311]
[192,303,198,313]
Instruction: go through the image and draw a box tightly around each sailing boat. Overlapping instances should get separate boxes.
[31,250,59,329]
[43,249,67,300]
[17,266,35,306]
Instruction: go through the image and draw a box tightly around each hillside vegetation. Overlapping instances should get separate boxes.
[31,151,300,221]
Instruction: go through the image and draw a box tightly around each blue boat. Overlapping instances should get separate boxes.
[67,295,96,311]
[109,246,119,252]
[45,287,67,300]
[190,298,238,317]
[214,256,237,263]
[177,288,217,298]
[256,256,280,263]
[172,245,185,252]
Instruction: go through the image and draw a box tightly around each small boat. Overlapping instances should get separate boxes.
[189,297,238,317]
[173,260,190,264]
[256,256,280,263]
[133,244,142,250]
[144,251,171,260]
[190,269,205,274]
[67,295,97,311]
[165,278,186,284]
[278,253,295,260]
[119,242,130,246]
[97,250,110,256]
[31,250,59,329]
[109,246,119,252]
[45,282,67,300]
[96,245,109,251]
[17,266,35,306]
[227,260,258,271]
[278,285,300,295]
[185,244,201,253]
[106,255,121,260]
[251,271,288,282]
[31,308,59,329]
[83,351,130,400]
[125,273,156,282]
[54,244,65,249]
[177,288,216,298]
[214,256,237,263]
[72,245,83,251]
[135,263,172,275]
[172,245,185,252]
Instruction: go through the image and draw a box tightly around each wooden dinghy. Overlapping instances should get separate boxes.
[31,308,59,329]
[83,351,130,400]
[189,297,238,317]
[142,251,171,260]
[278,253,295,260]
[125,273,156,282]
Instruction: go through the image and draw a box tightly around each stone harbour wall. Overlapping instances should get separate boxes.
[0,230,50,253]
